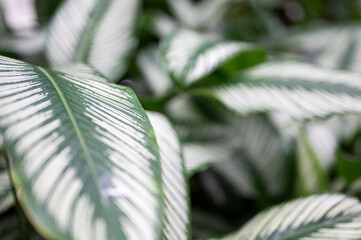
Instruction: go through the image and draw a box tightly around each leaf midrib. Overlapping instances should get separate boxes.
[74,0,112,62]
[37,67,101,192]
[277,213,361,239]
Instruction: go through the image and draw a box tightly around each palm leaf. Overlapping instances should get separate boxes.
[221,194,361,239]
[0,56,164,239]
[160,29,265,86]
[45,0,139,81]
[200,60,361,121]
[147,112,191,240]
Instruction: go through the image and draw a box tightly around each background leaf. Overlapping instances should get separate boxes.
[148,111,191,240]
[201,60,361,121]
[223,194,361,239]
[45,0,140,81]
[161,29,265,86]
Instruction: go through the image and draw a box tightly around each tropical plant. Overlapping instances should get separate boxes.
[1,0,361,239]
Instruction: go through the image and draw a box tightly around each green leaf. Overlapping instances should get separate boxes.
[199,60,361,121]
[45,0,139,81]
[160,29,265,86]
[213,114,289,198]
[184,143,231,176]
[54,63,109,83]
[285,25,361,72]
[296,127,329,195]
[222,194,361,239]
[0,56,164,239]
[137,46,172,97]
[337,151,361,183]
[147,112,191,240]
[0,169,13,214]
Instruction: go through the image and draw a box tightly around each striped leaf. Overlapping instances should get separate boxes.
[285,25,361,72]
[296,127,329,195]
[0,169,13,214]
[0,56,164,239]
[200,60,361,121]
[45,0,139,81]
[222,194,361,239]
[147,112,191,240]
[160,29,265,86]
[184,143,231,176]
[137,46,172,97]
[212,114,288,198]
[54,63,109,83]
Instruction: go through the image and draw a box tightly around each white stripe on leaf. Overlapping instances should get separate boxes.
[206,60,361,121]
[147,112,190,240]
[45,0,139,81]
[0,55,163,240]
[161,29,264,85]
[224,194,361,239]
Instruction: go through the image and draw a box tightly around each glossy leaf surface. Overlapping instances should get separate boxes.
[0,56,163,240]
[148,112,191,240]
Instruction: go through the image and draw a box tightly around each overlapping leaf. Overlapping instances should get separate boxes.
[137,46,172,97]
[0,169,13,214]
[161,29,265,86]
[201,60,361,121]
[147,112,191,240]
[285,25,361,72]
[0,56,164,239]
[45,0,139,81]
[221,194,361,239]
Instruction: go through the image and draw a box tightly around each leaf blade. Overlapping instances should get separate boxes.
[0,56,164,239]
[45,0,139,81]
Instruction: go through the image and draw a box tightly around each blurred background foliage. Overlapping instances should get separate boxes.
[1,0,361,239]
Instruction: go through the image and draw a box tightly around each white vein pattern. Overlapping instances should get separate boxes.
[46,0,139,81]
[212,60,361,120]
[226,194,361,239]
[296,129,328,194]
[54,63,108,83]
[162,29,258,85]
[0,56,163,240]
[183,143,230,176]
[147,112,190,240]
[0,170,14,214]
[285,25,361,73]
[236,115,287,197]
[137,46,172,96]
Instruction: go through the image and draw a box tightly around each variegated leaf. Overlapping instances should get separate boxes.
[147,112,191,240]
[221,194,361,239]
[0,56,164,239]
[285,25,361,72]
[184,143,231,176]
[54,63,109,83]
[137,46,172,97]
[45,0,139,81]
[161,29,265,86]
[296,127,329,195]
[0,169,13,214]
[202,60,361,121]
